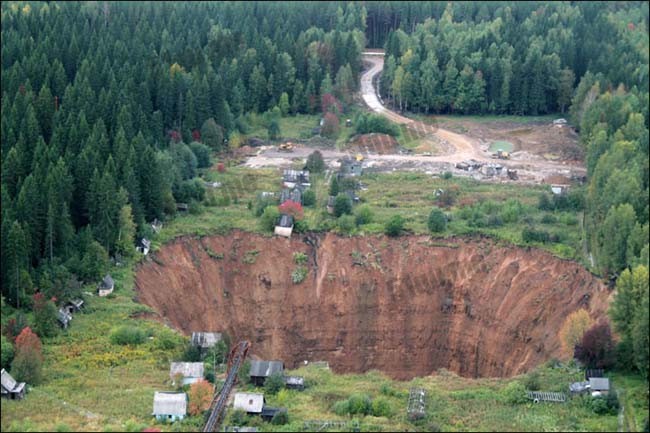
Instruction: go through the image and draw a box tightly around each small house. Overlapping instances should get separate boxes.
[455,162,469,171]
[550,184,569,195]
[57,308,72,329]
[284,376,305,391]
[233,392,265,414]
[569,380,590,395]
[249,360,284,386]
[98,274,115,297]
[65,298,84,314]
[553,118,567,126]
[190,332,223,351]
[345,118,352,127]
[152,391,187,422]
[176,203,189,212]
[589,377,610,396]
[224,427,259,432]
[137,238,151,255]
[585,369,604,380]
[204,181,222,188]
[326,196,336,215]
[1,368,26,400]
[261,406,285,422]
[282,170,310,189]
[274,214,293,238]
[169,362,204,386]
[340,158,363,177]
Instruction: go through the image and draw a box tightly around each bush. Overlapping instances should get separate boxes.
[278,200,304,221]
[332,400,350,416]
[371,397,393,417]
[183,342,202,362]
[441,171,453,179]
[271,410,289,425]
[254,194,278,217]
[538,193,553,210]
[501,381,527,404]
[337,214,356,234]
[260,206,280,232]
[384,215,405,237]
[293,219,309,233]
[354,112,400,136]
[329,176,339,196]
[264,372,285,395]
[173,179,205,203]
[348,394,372,415]
[12,327,43,385]
[238,360,251,384]
[428,207,447,233]
[302,189,316,206]
[154,328,183,351]
[293,252,308,265]
[522,227,550,243]
[588,393,619,415]
[524,371,541,391]
[110,325,146,346]
[334,194,352,217]
[355,204,373,226]
[32,293,59,338]
[188,380,214,415]
[230,409,248,426]
[292,266,308,284]
[305,151,325,173]
[541,213,557,224]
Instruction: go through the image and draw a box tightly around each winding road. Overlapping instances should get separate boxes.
[245,51,587,184]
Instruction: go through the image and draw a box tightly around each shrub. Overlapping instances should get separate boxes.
[501,381,527,404]
[574,320,616,369]
[293,219,309,233]
[271,410,289,425]
[109,325,146,346]
[385,215,405,237]
[337,214,356,234]
[237,360,251,384]
[183,342,202,362]
[278,200,304,220]
[265,372,286,395]
[371,397,393,417]
[321,112,340,138]
[302,189,316,206]
[354,204,373,226]
[230,409,248,426]
[541,213,557,224]
[12,327,43,384]
[334,194,352,217]
[354,112,400,136]
[588,393,619,415]
[292,266,308,284]
[348,394,372,415]
[436,185,460,207]
[254,194,277,217]
[538,193,553,210]
[188,380,214,415]
[216,162,226,173]
[260,206,280,232]
[524,371,541,391]
[428,207,447,233]
[293,252,308,265]
[441,171,453,179]
[305,151,325,173]
[522,227,550,243]
[154,328,183,351]
[332,400,349,416]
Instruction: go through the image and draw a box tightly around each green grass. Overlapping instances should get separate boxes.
[489,140,515,152]
[412,113,559,125]
[246,113,321,141]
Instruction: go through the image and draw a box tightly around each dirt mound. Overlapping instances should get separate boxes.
[349,133,399,154]
[134,232,609,380]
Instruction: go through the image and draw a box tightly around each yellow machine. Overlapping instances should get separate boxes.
[279,142,294,152]
[495,150,510,159]
[356,153,364,161]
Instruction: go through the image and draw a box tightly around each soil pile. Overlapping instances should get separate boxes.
[134,232,609,379]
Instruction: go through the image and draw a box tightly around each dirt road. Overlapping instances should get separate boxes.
[245,52,587,184]
[358,51,587,182]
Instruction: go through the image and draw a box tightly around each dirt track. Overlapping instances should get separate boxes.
[134,232,610,379]
[359,52,587,182]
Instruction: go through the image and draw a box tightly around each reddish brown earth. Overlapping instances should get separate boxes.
[134,231,610,380]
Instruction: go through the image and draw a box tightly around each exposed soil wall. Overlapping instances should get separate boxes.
[134,232,610,380]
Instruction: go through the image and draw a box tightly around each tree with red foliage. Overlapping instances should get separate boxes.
[321,93,342,115]
[574,320,616,369]
[192,129,201,142]
[321,112,340,138]
[188,379,214,415]
[278,200,304,221]
[3,314,28,344]
[32,293,59,338]
[12,327,44,384]
[217,162,226,173]
[168,130,182,143]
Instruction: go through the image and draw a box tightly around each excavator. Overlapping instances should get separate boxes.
[493,150,510,160]
[278,142,294,152]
